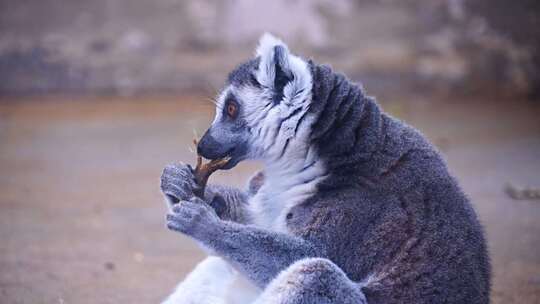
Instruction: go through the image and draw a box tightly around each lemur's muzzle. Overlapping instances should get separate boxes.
[197,128,233,160]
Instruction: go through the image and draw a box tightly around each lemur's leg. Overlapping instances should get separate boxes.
[161,256,236,304]
[254,258,367,304]
[204,170,264,223]
[204,184,251,224]
[166,198,317,288]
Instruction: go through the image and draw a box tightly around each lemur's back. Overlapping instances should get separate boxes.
[282,63,490,303]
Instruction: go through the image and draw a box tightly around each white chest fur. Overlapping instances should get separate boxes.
[248,159,327,233]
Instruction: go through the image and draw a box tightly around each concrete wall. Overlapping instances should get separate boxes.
[1,0,538,97]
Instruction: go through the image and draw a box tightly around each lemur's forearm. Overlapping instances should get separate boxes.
[199,221,317,288]
[205,184,251,224]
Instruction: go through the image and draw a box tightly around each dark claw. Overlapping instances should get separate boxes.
[166,194,180,204]
[166,221,178,231]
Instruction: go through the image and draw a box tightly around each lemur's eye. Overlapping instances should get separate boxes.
[227,102,238,118]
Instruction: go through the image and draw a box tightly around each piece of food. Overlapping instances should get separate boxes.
[192,139,231,199]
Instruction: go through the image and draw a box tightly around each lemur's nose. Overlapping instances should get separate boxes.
[197,129,224,160]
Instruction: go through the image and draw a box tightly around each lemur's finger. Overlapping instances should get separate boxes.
[166,217,184,232]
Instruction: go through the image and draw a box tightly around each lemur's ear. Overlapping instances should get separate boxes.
[255,33,311,105]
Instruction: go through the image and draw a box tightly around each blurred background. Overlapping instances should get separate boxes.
[0,0,539,303]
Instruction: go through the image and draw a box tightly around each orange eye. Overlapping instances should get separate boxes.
[227,103,237,118]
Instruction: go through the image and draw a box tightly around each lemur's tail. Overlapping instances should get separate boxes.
[161,256,235,304]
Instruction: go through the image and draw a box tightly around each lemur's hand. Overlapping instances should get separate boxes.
[160,162,200,205]
[166,197,221,238]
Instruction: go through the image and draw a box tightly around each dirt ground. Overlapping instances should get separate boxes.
[0,94,539,303]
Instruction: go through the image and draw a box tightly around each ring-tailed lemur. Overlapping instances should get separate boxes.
[160,34,490,304]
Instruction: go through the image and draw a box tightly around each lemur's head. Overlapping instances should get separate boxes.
[197,34,313,169]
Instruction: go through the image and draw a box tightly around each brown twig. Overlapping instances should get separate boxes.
[192,138,231,199]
